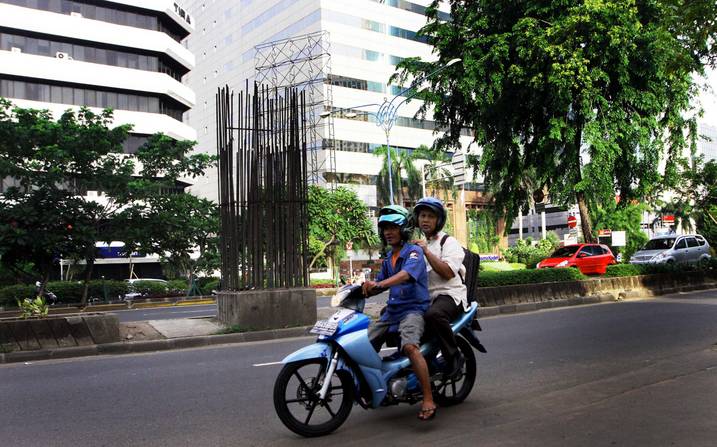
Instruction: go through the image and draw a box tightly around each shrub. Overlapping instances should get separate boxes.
[167,279,189,295]
[87,280,129,301]
[203,279,220,294]
[46,281,84,302]
[503,237,559,268]
[130,280,169,298]
[0,284,36,308]
[196,276,220,290]
[17,296,49,318]
[478,267,586,287]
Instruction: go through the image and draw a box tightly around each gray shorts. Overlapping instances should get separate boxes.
[368,312,425,350]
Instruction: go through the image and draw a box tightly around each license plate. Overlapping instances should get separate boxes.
[310,319,339,336]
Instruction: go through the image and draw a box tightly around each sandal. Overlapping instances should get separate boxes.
[417,405,437,421]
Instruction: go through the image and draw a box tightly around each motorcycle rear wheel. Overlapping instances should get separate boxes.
[273,359,354,437]
[434,336,477,406]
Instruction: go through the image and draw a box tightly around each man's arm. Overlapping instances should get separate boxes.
[414,239,456,280]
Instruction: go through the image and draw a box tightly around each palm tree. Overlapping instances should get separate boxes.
[373,145,422,206]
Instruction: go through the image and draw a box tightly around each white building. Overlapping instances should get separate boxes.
[183,0,475,205]
[0,0,196,155]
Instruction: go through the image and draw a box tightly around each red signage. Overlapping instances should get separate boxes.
[663,215,675,224]
[598,229,611,237]
[567,215,577,229]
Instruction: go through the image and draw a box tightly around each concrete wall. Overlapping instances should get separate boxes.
[0,314,120,352]
[476,272,716,308]
[217,288,317,330]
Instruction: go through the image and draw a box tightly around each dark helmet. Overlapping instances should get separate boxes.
[413,196,447,233]
[378,205,412,243]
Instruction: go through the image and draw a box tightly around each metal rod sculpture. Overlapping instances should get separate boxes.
[217,82,309,290]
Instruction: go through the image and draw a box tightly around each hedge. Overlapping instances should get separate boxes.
[477,268,586,287]
[0,284,36,307]
[0,280,130,307]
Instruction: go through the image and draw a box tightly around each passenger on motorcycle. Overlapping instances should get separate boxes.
[362,205,437,421]
[413,197,469,379]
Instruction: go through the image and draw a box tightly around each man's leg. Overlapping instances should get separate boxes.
[425,295,463,372]
[399,314,436,420]
[367,320,390,352]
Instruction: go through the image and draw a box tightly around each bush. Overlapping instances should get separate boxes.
[311,279,335,288]
[196,276,220,290]
[167,279,189,295]
[203,279,220,293]
[130,280,169,298]
[503,236,559,268]
[0,284,36,308]
[478,267,586,287]
[46,281,85,302]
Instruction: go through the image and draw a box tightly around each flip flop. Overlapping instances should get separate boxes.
[417,405,437,421]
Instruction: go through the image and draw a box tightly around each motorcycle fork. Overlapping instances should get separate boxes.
[317,351,340,400]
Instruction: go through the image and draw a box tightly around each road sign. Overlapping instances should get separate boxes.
[598,229,612,237]
[663,215,675,225]
[345,241,353,251]
[451,150,465,185]
[567,215,577,229]
[612,231,626,246]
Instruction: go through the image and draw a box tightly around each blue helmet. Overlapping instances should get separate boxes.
[378,205,412,243]
[413,197,447,233]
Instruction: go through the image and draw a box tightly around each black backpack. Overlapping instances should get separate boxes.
[440,234,481,304]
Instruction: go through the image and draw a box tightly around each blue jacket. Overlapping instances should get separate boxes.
[377,242,429,325]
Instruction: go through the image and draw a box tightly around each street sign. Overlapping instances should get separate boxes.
[567,215,577,229]
[663,215,675,225]
[451,150,465,185]
[612,231,626,246]
[598,229,612,237]
[345,241,353,251]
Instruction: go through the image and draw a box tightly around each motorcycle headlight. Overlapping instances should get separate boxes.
[556,260,569,267]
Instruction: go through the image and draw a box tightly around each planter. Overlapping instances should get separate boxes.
[0,313,119,352]
[217,288,316,330]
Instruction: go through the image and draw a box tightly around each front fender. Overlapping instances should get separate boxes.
[281,342,333,364]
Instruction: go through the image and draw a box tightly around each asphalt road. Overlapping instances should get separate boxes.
[1,289,716,446]
[112,292,389,322]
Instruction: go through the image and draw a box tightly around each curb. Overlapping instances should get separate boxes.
[0,326,311,364]
[2,284,714,365]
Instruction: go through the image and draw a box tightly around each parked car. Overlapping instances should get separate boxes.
[537,243,616,275]
[123,278,168,300]
[630,234,711,265]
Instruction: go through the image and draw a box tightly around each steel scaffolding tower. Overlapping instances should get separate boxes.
[254,30,336,185]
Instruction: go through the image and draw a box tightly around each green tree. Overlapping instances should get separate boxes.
[591,202,649,261]
[394,0,717,243]
[413,144,456,201]
[0,101,215,303]
[661,157,717,246]
[467,209,500,253]
[307,186,379,276]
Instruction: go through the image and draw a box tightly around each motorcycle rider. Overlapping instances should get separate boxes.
[412,197,468,379]
[362,205,437,421]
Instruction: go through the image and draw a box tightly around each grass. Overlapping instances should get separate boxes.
[481,261,527,272]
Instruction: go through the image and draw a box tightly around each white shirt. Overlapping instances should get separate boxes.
[425,231,469,311]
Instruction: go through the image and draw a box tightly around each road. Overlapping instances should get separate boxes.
[112,292,388,322]
[1,289,716,446]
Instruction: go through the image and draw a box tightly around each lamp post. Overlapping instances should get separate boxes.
[320,58,460,205]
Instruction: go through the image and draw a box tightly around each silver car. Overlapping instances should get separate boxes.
[630,234,711,265]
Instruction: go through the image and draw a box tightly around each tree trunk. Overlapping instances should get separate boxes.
[81,257,95,306]
[572,114,596,244]
[308,235,335,271]
[577,191,596,243]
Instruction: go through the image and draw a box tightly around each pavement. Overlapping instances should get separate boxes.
[2,284,715,365]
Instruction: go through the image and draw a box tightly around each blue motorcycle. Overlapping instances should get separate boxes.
[273,285,486,437]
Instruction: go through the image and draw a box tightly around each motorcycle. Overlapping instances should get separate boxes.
[273,285,486,437]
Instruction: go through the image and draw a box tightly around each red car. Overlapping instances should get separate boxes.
[537,243,616,275]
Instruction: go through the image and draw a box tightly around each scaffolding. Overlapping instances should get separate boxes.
[254,30,336,185]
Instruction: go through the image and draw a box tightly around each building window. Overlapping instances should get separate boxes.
[0,78,187,121]
[0,31,186,80]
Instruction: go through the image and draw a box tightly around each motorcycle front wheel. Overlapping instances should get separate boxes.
[273,358,354,437]
[434,335,477,406]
